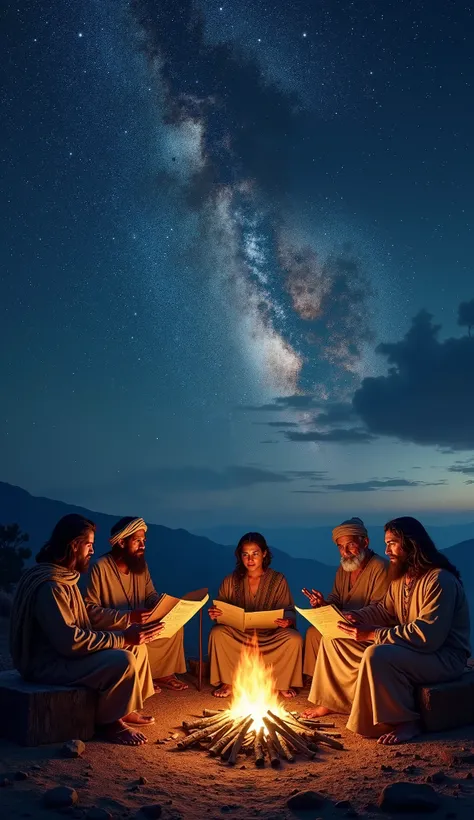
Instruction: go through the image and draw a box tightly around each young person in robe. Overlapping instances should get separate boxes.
[303,517,389,688]
[10,514,163,746]
[303,516,470,744]
[208,532,303,699]
[84,517,188,693]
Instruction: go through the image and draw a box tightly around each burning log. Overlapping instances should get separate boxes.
[262,716,288,762]
[209,715,249,757]
[203,708,223,717]
[206,718,235,743]
[182,713,228,731]
[227,716,254,766]
[264,733,281,768]
[254,727,265,768]
[276,732,295,762]
[267,711,316,759]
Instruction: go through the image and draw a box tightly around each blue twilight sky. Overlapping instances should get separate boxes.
[1,0,473,533]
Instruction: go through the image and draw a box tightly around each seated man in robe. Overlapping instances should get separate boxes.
[208,532,303,699]
[84,517,187,693]
[10,514,163,746]
[302,517,389,688]
[304,516,470,745]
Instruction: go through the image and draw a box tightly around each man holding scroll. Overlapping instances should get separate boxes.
[85,516,188,693]
[303,517,389,684]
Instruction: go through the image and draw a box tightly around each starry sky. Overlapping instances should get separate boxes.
[1,0,473,537]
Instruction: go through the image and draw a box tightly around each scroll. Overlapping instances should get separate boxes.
[295,604,352,639]
[214,600,284,631]
[148,588,209,639]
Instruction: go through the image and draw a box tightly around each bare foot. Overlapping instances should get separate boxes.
[301,706,335,718]
[378,721,421,745]
[279,688,297,699]
[153,682,162,694]
[155,675,189,691]
[98,720,148,746]
[212,684,232,698]
[123,711,155,725]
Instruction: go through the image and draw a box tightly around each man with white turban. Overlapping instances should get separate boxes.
[302,517,389,699]
[85,516,188,693]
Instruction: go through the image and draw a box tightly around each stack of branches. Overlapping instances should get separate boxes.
[175,708,344,767]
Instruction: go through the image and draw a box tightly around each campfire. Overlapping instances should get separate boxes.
[176,635,343,767]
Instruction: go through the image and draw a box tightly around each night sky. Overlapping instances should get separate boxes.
[2,0,473,534]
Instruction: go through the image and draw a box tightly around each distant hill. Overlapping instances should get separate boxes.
[0,481,337,654]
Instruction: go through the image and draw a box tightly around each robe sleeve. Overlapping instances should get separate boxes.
[144,568,162,608]
[272,575,296,621]
[84,564,130,630]
[216,576,234,604]
[375,572,459,652]
[327,569,343,608]
[36,582,125,657]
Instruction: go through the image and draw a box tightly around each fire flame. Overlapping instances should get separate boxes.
[229,633,285,732]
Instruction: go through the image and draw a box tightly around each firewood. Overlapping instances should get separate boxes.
[262,717,286,760]
[182,712,229,731]
[276,732,295,762]
[206,718,235,743]
[266,712,316,759]
[310,729,344,750]
[203,708,224,717]
[209,715,249,757]
[254,727,265,768]
[265,733,280,768]
[227,716,254,766]
[177,721,228,749]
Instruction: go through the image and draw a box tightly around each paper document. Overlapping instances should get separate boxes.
[214,600,284,631]
[148,588,209,639]
[295,604,352,639]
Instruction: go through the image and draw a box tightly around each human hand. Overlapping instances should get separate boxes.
[274,618,293,628]
[343,611,362,624]
[208,605,223,621]
[130,609,152,625]
[123,621,164,647]
[337,621,376,642]
[302,588,326,608]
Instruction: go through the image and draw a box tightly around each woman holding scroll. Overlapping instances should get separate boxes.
[208,532,303,699]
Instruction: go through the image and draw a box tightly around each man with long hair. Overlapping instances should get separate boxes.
[10,514,163,746]
[302,517,389,688]
[304,516,470,744]
[84,516,188,693]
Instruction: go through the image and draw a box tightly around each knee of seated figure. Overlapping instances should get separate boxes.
[115,648,138,676]
[363,643,390,667]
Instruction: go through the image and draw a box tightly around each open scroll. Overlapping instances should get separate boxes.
[295,604,352,639]
[214,600,284,631]
[148,588,209,639]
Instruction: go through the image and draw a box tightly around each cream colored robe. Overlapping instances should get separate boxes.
[10,564,153,724]
[209,569,303,690]
[304,552,389,676]
[85,554,186,680]
[310,568,471,737]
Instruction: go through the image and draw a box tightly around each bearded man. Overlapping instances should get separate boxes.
[303,517,389,688]
[10,514,162,746]
[84,517,187,693]
[304,516,471,745]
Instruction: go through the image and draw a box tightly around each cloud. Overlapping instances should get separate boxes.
[465,480,474,485]
[259,439,279,444]
[448,458,474,476]
[323,478,447,493]
[353,309,474,450]
[284,428,375,444]
[255,420,300,428]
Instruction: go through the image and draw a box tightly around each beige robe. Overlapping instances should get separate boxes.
[310,568,471,736]
[10,563,153,724]
[304,552,389,676]
[85,554,186,679]
[209,569,303,690]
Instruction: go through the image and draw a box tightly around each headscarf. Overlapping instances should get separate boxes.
[332,516,368,544]
[109,517,147,546]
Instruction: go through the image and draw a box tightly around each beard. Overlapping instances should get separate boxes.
[340,548,368,573]
[76,555,92,574]
[387,557,409,582]
[123,549,147,575]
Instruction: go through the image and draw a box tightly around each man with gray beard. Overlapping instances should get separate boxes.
[302,517,389,687]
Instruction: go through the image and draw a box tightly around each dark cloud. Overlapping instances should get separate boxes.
[314,402,356,426]
[458,298,474,335]
[284,428,375,444]
[255,420,299,428]
[323,478,447,493]
[259,439,279,444]
[353,309,474,450]
[465,480,474,485]
[448,458,474,476]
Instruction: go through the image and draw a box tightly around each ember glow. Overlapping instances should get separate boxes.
[228,634,285,732]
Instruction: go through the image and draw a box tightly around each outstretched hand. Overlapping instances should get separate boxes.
[123,621,164,647]
[302,588,326,608]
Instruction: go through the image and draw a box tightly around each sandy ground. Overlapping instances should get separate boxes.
[2,619,474,820]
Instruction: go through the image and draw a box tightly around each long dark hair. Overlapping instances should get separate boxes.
[234,532,272,580]
[384,516,462,582]
[36,514,96,567]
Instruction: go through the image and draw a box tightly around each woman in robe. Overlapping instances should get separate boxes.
[208,532,303,699]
